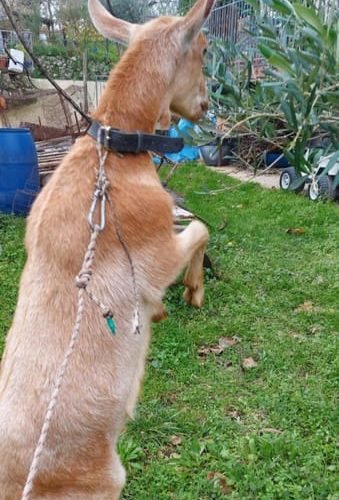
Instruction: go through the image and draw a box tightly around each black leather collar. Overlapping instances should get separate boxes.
[88,121,184,154]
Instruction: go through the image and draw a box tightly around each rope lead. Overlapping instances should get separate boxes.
[21,127,116,499]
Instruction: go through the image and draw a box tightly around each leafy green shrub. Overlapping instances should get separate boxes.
[33,43,68,58]
[32,41,119,80]
[206,0,339,175]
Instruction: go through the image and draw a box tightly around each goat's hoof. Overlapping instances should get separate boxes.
[183,286,204,308]
[151,307,168,323]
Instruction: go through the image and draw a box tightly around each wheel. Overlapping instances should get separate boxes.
[279,167,305,192]
[308,175,335,201]
[334,184,339,201]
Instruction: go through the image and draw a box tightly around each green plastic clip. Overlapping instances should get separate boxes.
[106,315,116,335]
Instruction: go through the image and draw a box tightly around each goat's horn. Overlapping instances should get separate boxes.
[88,0,136,45]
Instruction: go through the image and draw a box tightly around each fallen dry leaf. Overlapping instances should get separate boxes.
[294,300,314,313]
[199,335,241,357]
[210,345,224,355]
[219,336,240,348]
[286,227,305,235]
[198,345,214,356]
[198,337,240,357]
[242,357,258,369]
[169,452,181,459]
[207,472,233,495]
[219,477,233,495]
[226,408,242,420]
[198,345,223,356]
[170,435,182,446]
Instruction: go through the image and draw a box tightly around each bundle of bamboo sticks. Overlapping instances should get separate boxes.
[36,136,73,175]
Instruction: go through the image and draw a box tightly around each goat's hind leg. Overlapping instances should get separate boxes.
[175,221,209,308]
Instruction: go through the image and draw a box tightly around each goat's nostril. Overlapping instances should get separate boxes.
[201,101,209,112]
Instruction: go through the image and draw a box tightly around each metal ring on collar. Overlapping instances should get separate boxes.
[135,131,142,154]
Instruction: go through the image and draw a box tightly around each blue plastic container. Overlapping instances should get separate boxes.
[0,128,40,215]
[167,119,200,163]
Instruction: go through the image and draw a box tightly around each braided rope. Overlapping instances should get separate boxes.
[21,124,142,497]
[21,232,101,500]
[107,193,141,334]
[21,128,112,499]
[21,289,86,500]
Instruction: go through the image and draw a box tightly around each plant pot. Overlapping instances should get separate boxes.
[199,137,237,167]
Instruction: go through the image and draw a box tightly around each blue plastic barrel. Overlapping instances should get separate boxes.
[0,128,40,215]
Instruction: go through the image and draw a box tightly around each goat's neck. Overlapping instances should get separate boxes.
[92,47,172,134]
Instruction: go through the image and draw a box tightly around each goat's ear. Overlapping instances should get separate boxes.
[181,0,215,45]
[88,0,136,45]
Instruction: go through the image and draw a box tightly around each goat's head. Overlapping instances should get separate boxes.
[88,0,215,124]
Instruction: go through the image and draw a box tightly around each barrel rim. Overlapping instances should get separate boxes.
[0,128,32,133]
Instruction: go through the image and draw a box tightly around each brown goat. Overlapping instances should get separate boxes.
[0,0,214,497]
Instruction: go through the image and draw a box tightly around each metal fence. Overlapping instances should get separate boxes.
[206,1,252,45]
[140,0,337,61]
[204,0,338,77]
[205,0,337,46]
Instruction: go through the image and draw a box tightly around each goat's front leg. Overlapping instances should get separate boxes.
[151,301,168,322]
[175,221,209,308]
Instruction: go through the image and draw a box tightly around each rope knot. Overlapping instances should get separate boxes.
[75,270,92,289]
[102,306,112,318]
[103,178,110,191]
[95,177,110,196]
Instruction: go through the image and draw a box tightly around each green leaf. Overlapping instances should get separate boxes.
[301,26,324,48]
[293,4,325,35]
[268,53,295,76]
[289,48,320,68]
[270,0,294,16]
[258,43,295,76]
[259,23,277,40]
[284,149,295,165]
[257,36,282,50]
[324,91,339,104]
[305,83,318,118]
[281,99,298,129]
[258,42,273,59]
[285,82,304,106]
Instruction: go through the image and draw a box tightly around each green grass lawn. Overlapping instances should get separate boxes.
[0,164,338,499]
